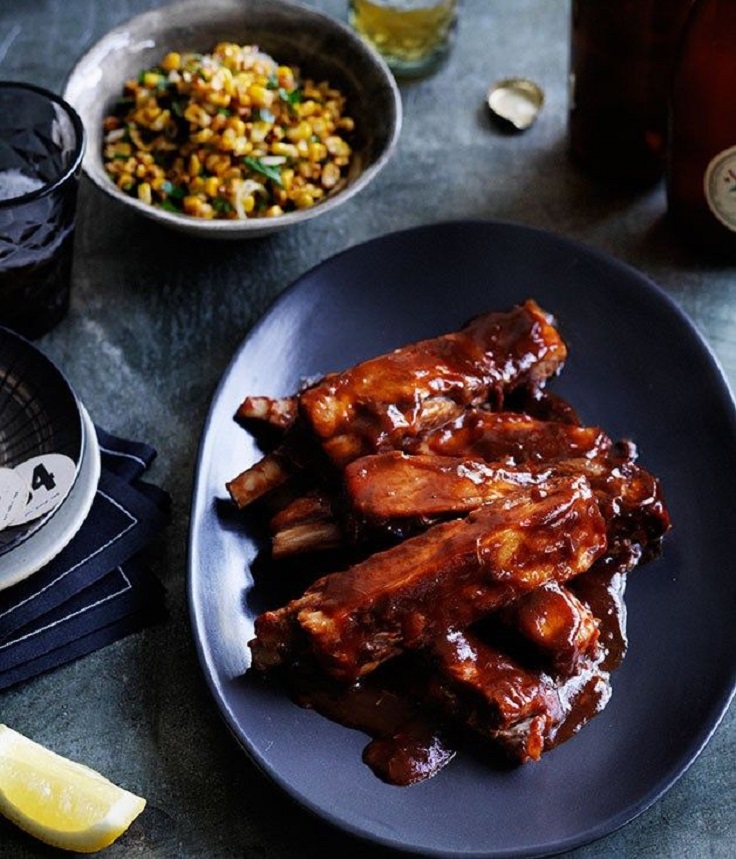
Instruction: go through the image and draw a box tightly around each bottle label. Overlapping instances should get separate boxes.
[704,146,736,233]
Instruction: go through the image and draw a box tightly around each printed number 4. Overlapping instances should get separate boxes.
[31,463,56,493]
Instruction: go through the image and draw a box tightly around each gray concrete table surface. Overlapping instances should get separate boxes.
[0,1,734,857]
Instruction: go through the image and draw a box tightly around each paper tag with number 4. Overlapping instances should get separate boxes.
[0,468,29,531]
[12,455,77,526]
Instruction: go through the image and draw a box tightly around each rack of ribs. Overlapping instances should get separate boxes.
[250,477,607,682]
[226,299,670,782]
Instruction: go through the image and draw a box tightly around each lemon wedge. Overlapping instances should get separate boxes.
[0,724,146,853]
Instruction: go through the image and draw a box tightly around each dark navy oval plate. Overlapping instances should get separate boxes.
[188,221,736,858]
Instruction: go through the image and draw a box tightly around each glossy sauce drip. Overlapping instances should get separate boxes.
[286,564,627,785]
[289,656,456,786]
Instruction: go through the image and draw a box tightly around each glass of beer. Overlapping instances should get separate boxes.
[0,82,85,340]
[348,0,458,78]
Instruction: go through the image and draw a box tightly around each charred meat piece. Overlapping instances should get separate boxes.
[497,580,601,676]
[298,300,567,466]
[249,477,607,682]
[344,452,546,524]
[427,628,611,764]
[285,571,619,782]
[343,449,669,564]
[503,387,583,425]
[410,410,611,464]
[428,629,563,762]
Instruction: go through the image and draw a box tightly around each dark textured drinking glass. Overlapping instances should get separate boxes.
[0,82,85,339]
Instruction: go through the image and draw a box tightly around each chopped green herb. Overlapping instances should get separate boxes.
[217,107,233,117]
[266,73,279,90]
[212,197,233,214]
[243,156,283,186]
[161,181,186,200]
[160,199,182,213]
[278,87,301,106]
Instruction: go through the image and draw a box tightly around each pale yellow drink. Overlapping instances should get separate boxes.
[348,0,457,76]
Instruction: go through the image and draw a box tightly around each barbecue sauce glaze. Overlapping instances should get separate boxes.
[285,566,627,786]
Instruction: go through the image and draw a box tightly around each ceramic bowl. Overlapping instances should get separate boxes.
[63,0,402,239]
[0,326,84,557]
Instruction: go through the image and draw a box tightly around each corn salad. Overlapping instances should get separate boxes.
[102,43,355,219]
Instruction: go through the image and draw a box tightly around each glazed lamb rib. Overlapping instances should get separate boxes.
[249,476,607,683]
[265,411,617,558]
[409,409,612,463]
[226,299,567,509]
[268,438,668,562]
[426,628,611,764]
[342,448,669,566]
[298,299,568,467]
[496,579,602,676]
[287,578,610,774]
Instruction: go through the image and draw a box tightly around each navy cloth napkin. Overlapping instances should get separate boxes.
[0,427,169,690]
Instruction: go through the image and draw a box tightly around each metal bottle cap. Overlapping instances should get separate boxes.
[487,78,545,132]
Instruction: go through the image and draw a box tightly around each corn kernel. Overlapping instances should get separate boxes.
[161,52,181,72]
[137,182,152,204]
[298,100,318,118]
[250,122,270,143]
[192,128,214,144]
[204,176,220,197]
[286,121,312,142]
[277,66,295,89]
[321,162,341,189]
[183,195,203,214]
[294,191,314,209]
[311,117,328,137]
[219,128,237,151]
[325,136,350,157]
[271,141,298,159]
[248,84,273,109]
[308,142,328,162]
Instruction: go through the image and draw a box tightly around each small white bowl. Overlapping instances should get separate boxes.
[0,326,85,559]
[63,0,402,239]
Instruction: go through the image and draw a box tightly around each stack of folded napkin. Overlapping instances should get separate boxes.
[0,426,169,690]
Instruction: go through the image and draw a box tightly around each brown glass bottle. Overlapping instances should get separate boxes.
[667,0,736,255]
[569,0,694,187]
